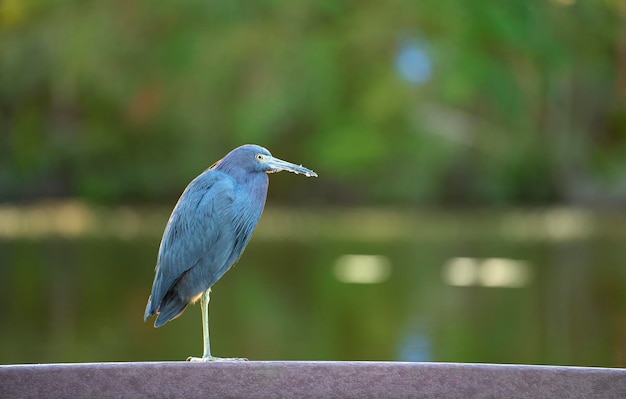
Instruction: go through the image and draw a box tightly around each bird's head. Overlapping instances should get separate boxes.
[216,145,318,178]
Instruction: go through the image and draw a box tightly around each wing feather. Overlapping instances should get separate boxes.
[144,170,237,321]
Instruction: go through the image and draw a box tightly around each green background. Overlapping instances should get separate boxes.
[1,0,625,366]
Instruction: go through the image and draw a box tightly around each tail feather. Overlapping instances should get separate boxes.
[144,296,157,321]
[151,295,189,327]
[144,273,190,327]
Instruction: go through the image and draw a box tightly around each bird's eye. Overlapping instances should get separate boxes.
[256,154,264,161]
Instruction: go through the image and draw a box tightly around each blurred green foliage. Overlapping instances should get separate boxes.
[1,0,625,205]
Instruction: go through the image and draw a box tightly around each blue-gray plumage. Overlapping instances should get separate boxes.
[144,144,317,361]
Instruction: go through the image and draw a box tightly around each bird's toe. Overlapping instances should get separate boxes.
[187,355,248,362]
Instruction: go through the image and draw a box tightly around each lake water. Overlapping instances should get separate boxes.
[1,204,624,366]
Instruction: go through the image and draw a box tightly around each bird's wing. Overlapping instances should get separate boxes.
[146,171,237,316]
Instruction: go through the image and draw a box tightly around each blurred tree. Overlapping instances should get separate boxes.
[0,0,624,205]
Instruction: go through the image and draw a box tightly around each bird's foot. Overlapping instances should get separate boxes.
[187,355,248,362]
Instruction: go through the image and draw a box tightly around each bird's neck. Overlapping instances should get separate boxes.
[233,170,268,205]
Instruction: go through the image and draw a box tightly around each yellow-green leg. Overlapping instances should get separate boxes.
[187,289,247,362]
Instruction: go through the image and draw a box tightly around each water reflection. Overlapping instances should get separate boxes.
[398,328,432,362]
[0,203,625,366]
[334,255,391,284]
[442,257,532,288]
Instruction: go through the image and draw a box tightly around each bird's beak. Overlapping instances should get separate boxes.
[265,156,318,177]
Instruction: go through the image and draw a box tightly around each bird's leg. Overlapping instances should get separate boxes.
[187,289,214,361]
[187,289,247,362]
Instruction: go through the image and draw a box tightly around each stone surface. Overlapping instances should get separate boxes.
[1,361,625,398]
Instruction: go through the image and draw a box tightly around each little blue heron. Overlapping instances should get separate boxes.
[144,144,317,361]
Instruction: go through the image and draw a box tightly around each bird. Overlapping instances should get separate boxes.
[144,144,317,361]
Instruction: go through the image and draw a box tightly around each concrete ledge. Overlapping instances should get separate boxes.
[1,361,625,399]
